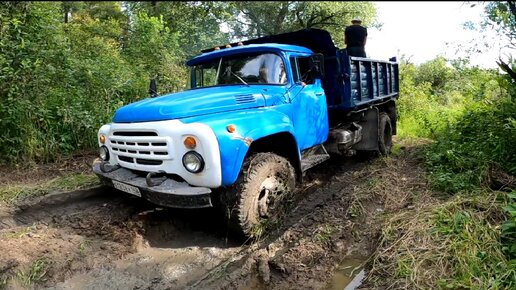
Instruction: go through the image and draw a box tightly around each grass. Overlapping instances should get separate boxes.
[78,239,92,257]
[345,137,516,289]
[5,224,38,239]
[368,185,515,289]
[313,224,336,245]
[16,259,48,287]
[0,173,99,204]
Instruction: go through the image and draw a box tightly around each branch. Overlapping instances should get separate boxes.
[307,13,337,28]
[245,10,272,35]
[497,57,516,81]
[296,10,305,27]
[508,1,516,19]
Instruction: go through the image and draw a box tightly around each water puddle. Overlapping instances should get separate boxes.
[325,255,367,290]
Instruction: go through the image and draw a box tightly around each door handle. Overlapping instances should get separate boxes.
[315,92,324,96]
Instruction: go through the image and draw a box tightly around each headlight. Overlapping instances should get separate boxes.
[99,146,110,161]
[182,151,204,173]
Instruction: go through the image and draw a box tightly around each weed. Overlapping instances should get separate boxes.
[365,177,380,189]
[313,224,336,245]
[6,224,38,239]
[79,239,92,257]
[501,191,516,260]
[250,219,276,241]
[347,199,364,219]
[16,259,47,287]
[390,143,403,156]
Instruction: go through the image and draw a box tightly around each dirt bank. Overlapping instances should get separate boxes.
[0,140,427,289]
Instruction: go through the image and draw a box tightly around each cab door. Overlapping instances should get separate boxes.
[289,56,329,150]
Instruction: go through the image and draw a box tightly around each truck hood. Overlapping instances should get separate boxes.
[113,86,266,123]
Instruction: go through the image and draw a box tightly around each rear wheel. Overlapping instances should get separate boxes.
[220,153,296,238]
[378,112,393,155]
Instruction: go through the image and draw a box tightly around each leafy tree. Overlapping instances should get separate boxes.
[123,12,187,93]
[126,1,232,57]
[226,1,376,47]
[413,56,455,95]
[484,1,516,80]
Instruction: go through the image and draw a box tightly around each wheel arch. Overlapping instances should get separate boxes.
[246,132,302,182]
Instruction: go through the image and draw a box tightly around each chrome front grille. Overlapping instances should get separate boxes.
[109,131,170,166]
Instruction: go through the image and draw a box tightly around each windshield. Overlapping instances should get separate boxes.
[192,52,287,88]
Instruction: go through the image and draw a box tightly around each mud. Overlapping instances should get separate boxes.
[0,143,424,289]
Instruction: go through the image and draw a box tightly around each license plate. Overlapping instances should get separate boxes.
[112,180,141,197]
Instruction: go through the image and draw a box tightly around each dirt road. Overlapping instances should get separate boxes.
[0,146,422,289]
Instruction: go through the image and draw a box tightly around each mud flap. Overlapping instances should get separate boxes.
[352,107,379,151]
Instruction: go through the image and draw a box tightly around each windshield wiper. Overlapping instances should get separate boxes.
[225,67,249,86]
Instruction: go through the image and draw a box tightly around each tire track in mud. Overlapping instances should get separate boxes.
[0,154,372,289]
[189,155,374,290]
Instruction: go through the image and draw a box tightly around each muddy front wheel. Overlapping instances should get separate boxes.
[221,153,296,238]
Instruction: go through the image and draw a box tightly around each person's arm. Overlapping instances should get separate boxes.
[344,26,349,45]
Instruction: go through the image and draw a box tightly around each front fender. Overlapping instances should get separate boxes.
[181,108,296,185]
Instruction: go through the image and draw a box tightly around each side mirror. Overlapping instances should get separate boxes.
[149,78,158,98]
[309,53,325,78]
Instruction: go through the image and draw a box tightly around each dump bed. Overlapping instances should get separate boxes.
[331,49,399,111]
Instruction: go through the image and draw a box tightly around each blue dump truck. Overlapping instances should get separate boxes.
[92,28,399,237]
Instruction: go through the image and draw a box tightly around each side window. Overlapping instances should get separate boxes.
[297,57,314,84]
[194,64,217,87]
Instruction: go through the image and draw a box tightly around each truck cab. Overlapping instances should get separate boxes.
[92,28,399,237]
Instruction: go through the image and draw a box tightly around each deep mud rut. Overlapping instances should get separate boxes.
[0,147,419,290]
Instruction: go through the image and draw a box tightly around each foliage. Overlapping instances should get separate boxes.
[0,1,379,164]
[0,2,188,163]
[484,1,516,81]
[395,34,515,287]
[122,12,187,93]
[396,56,501,139]
[226,1,376,47]
[126,1,232,58]
[426,96,516,193]
[485,1,515,50]
[502,191,516,261]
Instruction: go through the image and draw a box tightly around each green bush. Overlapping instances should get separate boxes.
[426,97,516,193]
[0,3,188,164]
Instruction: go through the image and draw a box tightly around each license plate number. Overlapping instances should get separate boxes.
[112,180,141,197]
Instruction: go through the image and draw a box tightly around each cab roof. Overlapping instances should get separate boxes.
[186,43,312,66]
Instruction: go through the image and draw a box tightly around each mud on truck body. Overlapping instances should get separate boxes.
[92,28,399,237]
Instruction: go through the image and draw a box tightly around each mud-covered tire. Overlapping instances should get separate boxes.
[378,112,393,155]
[220,153,296,238]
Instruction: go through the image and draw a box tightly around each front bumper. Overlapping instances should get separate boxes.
[92,159,213,208]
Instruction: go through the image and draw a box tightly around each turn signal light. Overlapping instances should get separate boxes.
[184,136,197,149]
[226,125,236,133]
[99,135,106,144]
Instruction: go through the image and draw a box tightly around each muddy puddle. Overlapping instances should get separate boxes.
[325,255,367,290]
[44,206,243,290]
[48,242,241,290]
